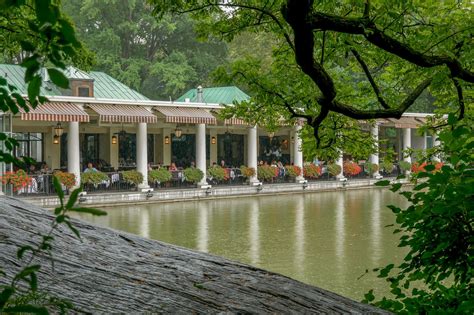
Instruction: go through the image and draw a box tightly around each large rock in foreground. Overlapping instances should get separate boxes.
[0,197,387,313]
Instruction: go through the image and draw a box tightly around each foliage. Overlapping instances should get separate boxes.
[257,165,276,181]
[343,161,362,177]
[0,177,106,313]
[285,165,301,178]
[183,167,204,184]
[240,166,256,178]
[0,169,31,191]
[399,161,412,172]
[152,0,473,156]
[148,168,172,183]
[121,170,144,186]
[364,162,379,175]
[0,0,91,169]
[327,163,342,177]
[369,115,474,313]
[381,159,394,174]
[62,0,228,100]
[207,166,228,181]
[53,171,76,189]
[303,163,321,179]
[81,171,109,185]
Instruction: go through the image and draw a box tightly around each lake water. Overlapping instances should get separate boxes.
[72,188,408,301]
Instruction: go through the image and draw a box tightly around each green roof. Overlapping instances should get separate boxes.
[0,64,148,101]
[176,86,250,104]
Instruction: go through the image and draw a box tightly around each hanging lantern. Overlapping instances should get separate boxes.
[54,122,64,137]
[174,128,182,138]
[268,131,275,139]
[111,135,117,144]
[53,135,60,144]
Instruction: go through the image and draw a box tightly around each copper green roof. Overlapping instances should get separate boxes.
[176,86,250,104]
[0,64,148,101]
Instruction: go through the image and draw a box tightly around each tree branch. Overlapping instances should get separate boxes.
[452,78,464,120]
[350,48,389,109]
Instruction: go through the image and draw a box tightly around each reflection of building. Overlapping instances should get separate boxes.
[1,64,434,189]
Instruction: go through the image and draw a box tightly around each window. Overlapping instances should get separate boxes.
[78,87,90,97]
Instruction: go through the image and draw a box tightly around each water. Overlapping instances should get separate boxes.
[72,188,408,301]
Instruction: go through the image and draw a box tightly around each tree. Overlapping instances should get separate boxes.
[62,0,228,100]
[152,0,473,152]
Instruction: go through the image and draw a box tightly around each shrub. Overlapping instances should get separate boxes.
[207,166,227,181]
[240,166,256,178]
[183,167,204,184]
[81,171,109,185]
[327,163,342,177]
[285,165,302,177]
[0,169,31,191]
[148,168,172,183]
[399,161,412,171]
[381,159,394,173]
[121,170,143,186]
[303,163,321,178]
[365,162,379,175]
[53,171,76,189]
[257,165,275,181]
[343,161,362,176]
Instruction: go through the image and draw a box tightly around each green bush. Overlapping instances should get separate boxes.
[399,160,412,171]
[381,159,394,173]
[207,166,227,181]
[327,163,342,177]
[183,167,204,184]
[365,162,379,174]
[257,165,276,181]
[121,170,143,186]
[148,168,172,183]
[81,171,109,185]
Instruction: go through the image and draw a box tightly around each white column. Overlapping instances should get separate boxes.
[247,125,260,184]
[196,123,208,187]
[136,122,149,189]
[370,124,381,178]
[67,122,80,188]
[336,150,345,180]
[402,128,412,164]
[293,123,305,183]
[433,131,441,162]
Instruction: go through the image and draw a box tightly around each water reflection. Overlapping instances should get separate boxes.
[72,189,407,301]
[248,199,260,266]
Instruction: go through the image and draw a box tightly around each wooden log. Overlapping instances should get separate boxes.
[0,196,389,313]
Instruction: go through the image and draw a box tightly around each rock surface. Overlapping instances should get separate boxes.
[0,196,389,313]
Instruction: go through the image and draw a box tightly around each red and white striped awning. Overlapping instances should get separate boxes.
[224,117,247,125]
[155,107,217,125]
[20,102,89,122]
[88,104,157,123]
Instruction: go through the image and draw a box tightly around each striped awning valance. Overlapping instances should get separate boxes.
[20,102,89,122]
[224,117,247,125]
[88,104,157,124]
[155,107,217,125]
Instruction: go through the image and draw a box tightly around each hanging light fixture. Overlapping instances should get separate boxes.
[164,136,170,144]
[111,135,118,144]
[54,122,64,137]
[268,131,275,139]
[174,127,182,138]
[53,135,60,144]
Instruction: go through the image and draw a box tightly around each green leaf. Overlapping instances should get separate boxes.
[17,245,34,260]
[375,180,390,186]
[64,220,81,239]
[27,75,41,106]
[14,265,41,282]
[3,305,48,315]
[65,187,82,209]
[47,68,69,89]
[424,164,435,172]
[53,175,64,206]
[390,183,402,192]
[69,207,107,216]
[0,286,15,309]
